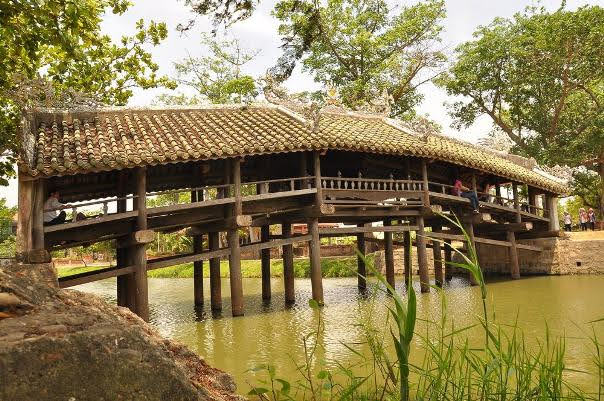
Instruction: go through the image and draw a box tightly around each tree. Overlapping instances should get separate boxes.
[0,0,174,182]
[272,0,446,118]
[439,5,604,216]
[159,34,259,104]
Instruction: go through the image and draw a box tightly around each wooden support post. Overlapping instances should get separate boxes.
[261,225,271,300]
[133,167,149,321]
[313,151,323,206]
[228,158,244,317]
[464,220,479,286]
[508,230,520,279]
[471,173,477,193]
[403,231,412,286]
[547,195,560,231]
[513,182,522,223]
[308,218,324,304]
[16,172,34,254]
[193,235,204,306]
[116,192,135,311]
[444,239,453,281]
[384,220,395,291]
[432,225,443,287]
[299,151,308,189]
[32,178,45,250]
[416,215,430,293]
[209,231,222,312]
[282,223,295,303]
[356,223,366,291]
[421,159,430,207]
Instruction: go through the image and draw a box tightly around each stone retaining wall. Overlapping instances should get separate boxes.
[374,238,604,277]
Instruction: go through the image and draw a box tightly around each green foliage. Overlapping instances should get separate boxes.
[158,34,259,105]
[0,235,16,258]
[0,0,174,180]
[272,0,446,118]
[439,4,604,214]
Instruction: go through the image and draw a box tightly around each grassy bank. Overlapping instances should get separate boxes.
[56,255,374,279]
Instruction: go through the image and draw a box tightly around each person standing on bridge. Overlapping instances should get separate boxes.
[452,178,479,213]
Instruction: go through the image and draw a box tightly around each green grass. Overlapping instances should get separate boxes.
[56,255,375,280]
[146,255,374,279]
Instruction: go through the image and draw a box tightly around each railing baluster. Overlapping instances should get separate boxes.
[72,207,77,223]
[103,202,108,216]
[290,179,295,191]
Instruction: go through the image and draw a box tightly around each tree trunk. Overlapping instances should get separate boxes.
[599,161,604,220]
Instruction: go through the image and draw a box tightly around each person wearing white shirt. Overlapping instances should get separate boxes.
[43,191,68,225]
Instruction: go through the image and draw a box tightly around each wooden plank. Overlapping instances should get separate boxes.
[44,210,138,233]
[319,225,419,235]
[147,197,234,216]
[241,234,312,254]
[517,230,565,240]
[516,243,543,252]
[186,215,252,234]
[148,248,231,270]
[59,265,136,288]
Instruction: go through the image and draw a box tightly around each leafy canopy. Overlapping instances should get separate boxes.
[272,0,446,118]
[438,4,604,214]
[0,0,175,183]
[157,34,259,105]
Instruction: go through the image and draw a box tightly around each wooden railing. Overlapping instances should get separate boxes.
[46,195,137,222]
[428,181,549,218]
[321,177,424,192]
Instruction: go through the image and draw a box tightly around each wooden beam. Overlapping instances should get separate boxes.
[59,265,135,288]
[32,178,45,250]
[308,218,324,304]
[133,166,149,321]
[508,231,520,279]
[403,231,412,285]
[319,225,419,235]
[148,247,231,270]
[384,219,395,291]
[44,211,138,233]
[193,234,204,307]
[282,223,295,304]
[314,152,323,206]
[516,230,565,240]
[421,159,430,207]
[17,172,34,253]
[417,215,429,293]
[209,231,222,312]
[116,230,155,248]
[513,183,521,223]
[433,225,443,287]
[240,234,312,254]
[356,224,366,291]
[444,239,452,281]
[186,215,252,235]
[261,225,271,301]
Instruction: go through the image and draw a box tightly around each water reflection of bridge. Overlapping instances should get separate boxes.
[17,105,565,321]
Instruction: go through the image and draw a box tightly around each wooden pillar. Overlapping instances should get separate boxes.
[116,191,135,311]
[308,218,324,304]
[421,159,430,207]
[384,220,395,290]
[471,173,477,193]
[513,182,522,223]
[444,239,453,281]
[282,223,295,303]
[228,158,244,317]
[432,225,443,287]
[547,195,560,231]
[313,151,323,205]
[16,172,34,253]
[356,224,366,291]
[464,220,479,286]
[507,230,520,279]
[299,151,308,189]
[32,178,45,250]
[416,215,430,293]
[132,167,149,321]
[190,190,204,307]
[403,231,412,285]
[261,225,271,300]
[209,231,222,312]
[193,235,204,306]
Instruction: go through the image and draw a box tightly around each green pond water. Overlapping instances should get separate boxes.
[75,274,604,395]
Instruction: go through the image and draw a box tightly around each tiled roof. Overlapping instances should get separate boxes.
[19,104,567,194]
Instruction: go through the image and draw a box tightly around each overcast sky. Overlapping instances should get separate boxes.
[2,0,598,206]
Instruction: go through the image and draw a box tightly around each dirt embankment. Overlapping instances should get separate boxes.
[0,259,245,401]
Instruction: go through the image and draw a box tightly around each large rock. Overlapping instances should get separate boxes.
[0,260,245,401]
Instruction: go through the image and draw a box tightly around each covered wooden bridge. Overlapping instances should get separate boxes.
[16,104,566,320]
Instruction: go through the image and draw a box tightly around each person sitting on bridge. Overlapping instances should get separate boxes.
[452,178,479,213]
[43,191,85,225]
